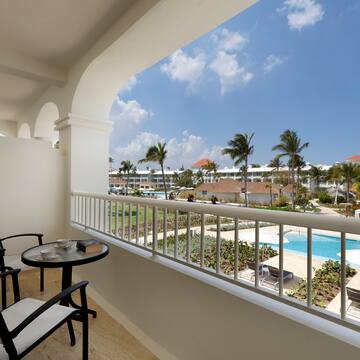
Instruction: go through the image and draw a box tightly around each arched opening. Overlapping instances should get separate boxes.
[17,123,31,139]
[34,102,60,143]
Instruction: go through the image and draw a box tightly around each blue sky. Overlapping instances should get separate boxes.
[109,0,360,169]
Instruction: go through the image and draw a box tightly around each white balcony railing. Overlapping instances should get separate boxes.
[71,191,360,332]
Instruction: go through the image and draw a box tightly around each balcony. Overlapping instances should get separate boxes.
[1,0,360,359]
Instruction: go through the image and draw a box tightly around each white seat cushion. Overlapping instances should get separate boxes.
[0,298,76,359]
[3,255,29,270]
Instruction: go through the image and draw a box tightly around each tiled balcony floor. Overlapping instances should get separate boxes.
[5,268,157,360]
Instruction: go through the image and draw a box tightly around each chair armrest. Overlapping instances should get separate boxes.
[10,281,89,338]
[0,268,21,303]
[1,233,44,246]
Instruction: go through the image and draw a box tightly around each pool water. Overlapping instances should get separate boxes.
[268,232,360,265]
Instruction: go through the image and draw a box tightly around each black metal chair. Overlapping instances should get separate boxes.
[0,234,45,306]
[261,265,294,289]
[0,268,89,359]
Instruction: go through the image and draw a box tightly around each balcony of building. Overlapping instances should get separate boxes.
[1,1,360,359]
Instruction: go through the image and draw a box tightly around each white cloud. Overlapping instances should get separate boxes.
[160,49,206,90]
[114,131,230,168]
[210,51,253,94]
[211,28,248,52]
[119,75,138,93]
[110,97,152,128]
[263,54,284,73]
[281,0,324,31]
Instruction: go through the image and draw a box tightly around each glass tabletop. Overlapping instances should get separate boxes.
[21,240,109,268]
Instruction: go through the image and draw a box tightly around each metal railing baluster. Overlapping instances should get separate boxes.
[279,224,284,296]
[115,202,119,236]
[216,216,221,274]
[341,232,346,319]
[128,203,132,241]
[174,209,179,259]
[200,213,205,268]
[307,228,313,307]
[152,207,158,254]
[144,205,148,247]
[136,204,140,244]
[186,212,191,262]
[163,208,167,254]
[234,218,239,280]
[121,202,125,239]
[255,221,260,287]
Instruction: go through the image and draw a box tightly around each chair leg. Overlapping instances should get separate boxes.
[67,319,76,346]
[82,314,89,360]
[1,276,7,310]
[40,267,44,292]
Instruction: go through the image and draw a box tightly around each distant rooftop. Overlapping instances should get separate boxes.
[347,155,360,162]
[192,158,212,168]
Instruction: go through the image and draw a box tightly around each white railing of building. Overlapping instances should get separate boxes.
[71,191,360,331]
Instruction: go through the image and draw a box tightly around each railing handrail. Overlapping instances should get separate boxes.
[71,191,360,234]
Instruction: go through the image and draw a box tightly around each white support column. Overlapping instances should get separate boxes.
[55,113,112,231]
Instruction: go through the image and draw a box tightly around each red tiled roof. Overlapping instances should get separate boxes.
[192,158,212,168]
[347,155,360,161]
[196,179,280,194]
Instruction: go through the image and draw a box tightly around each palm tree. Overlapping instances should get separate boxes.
[109,156,115,171]
[291,155,306,189]
[265,183,273,207]
[269,157,284,184]
[327,164,343,205]
[337,163,360,203]
[139,142,168,199]
[202,160,219,182]
[309,165,323,194]
[272,130,309,208]
[222,133,254,207]
[119,160,135,195]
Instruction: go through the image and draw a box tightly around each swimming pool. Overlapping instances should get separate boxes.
[267,232,360,266]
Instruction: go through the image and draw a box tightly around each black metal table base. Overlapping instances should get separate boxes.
[60,266,97,318]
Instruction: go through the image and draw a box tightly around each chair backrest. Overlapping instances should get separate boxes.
[0,234,42,256]
[267,265,280,278]
[247,261,256,271]
[347,287,360,303]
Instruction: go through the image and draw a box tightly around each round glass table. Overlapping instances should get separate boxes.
[22,240,109,318]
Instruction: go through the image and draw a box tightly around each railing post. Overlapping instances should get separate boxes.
[216,216,221,273]
[307,227,313,307]
[136,204,140,244]
[255,221,260,287]
[200,213,205,268]
[144,205,148,247]
[128,203,132,241]
[278,224,284,296]
[121,202,125,239]
[234,218,239,280]
[186,212,191,263]
[163,208,167,254]
[341,232,347,319]
[174,209,179,259]
[152,207,158,255]
[115,202,119,237]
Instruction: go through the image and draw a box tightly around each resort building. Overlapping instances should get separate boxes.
[347,155,360,164]
[196,178,280,205]
[109,161,335,191]
[1,1,360,360]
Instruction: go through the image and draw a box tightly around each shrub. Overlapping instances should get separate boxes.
[318,191,332,204]
[288,260,356,307]
[154,234,277,275]
[275,195,288,207]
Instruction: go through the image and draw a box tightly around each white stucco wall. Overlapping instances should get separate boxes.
[75,243,360,360]
[0,137,66,254]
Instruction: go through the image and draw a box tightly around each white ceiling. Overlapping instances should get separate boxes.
[0,0,135,122]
